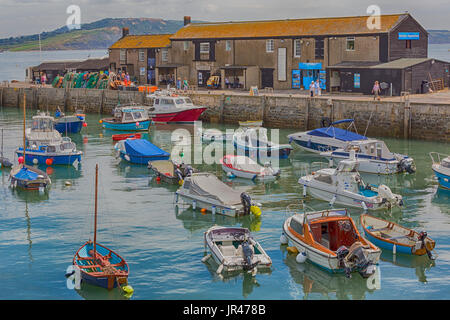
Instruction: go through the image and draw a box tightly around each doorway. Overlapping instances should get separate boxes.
[261,68,274,89]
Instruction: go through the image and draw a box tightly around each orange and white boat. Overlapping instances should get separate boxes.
[282,208,381,278]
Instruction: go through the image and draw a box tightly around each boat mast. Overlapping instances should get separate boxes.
[22,93,26,167]
[93,164,98,260]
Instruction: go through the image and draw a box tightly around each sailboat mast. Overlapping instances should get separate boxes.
[93,164,98,259]
[23,93,26,165]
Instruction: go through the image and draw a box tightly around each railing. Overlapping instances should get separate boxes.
[429,152,449,165]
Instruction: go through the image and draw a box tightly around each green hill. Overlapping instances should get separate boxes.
[0,18,186,51]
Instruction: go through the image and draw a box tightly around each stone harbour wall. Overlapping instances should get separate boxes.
[0,86,448,142]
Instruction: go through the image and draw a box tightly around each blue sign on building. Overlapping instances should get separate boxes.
[354,73,361,88]
[398,32,420,40]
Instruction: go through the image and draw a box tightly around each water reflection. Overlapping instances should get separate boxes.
[74,282,130,300]
[432,188,450,214]
[380,250,435,283]
[282,248,381,300]
[24,202,33,265]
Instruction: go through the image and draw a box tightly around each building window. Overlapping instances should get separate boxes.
[183,41,190,51]
[161,48,168,62]
[200,42,210,54]
[120,49,126,61]
[266,39,274,53]
[139,49,145,62]
[225,40,231,51]
[346,37,355,51]
[294,39,301,57]
[405,40,412,49]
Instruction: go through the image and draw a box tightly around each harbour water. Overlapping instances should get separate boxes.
[0,106,449,300]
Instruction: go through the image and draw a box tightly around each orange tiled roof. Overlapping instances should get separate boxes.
[171,14,407,40]
[110,34,172,49]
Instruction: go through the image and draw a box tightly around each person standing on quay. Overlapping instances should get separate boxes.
[372,81,381,100]
[309,81,315,97]
[315,79,321,96]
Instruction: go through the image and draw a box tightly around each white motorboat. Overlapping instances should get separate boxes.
[430,152,450,190]
[202,226,272,275]
[287,119,368,153]
[199,128,234,143]
[320,142,416,174]
[175,172,262,217]
[233,127,292,159]
[298,159,404,210]
[220,155,280,181]
[281,208,380,278]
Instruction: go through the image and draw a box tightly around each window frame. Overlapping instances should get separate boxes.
[199,42,210,54]
[120,49,127,62]
[346,36,355,51]
[138,49,145,62]
[266,39,274,53]
[183,41,190,51]
[294,39,301,57]
[225,40,231,51]
[161,48,169,62]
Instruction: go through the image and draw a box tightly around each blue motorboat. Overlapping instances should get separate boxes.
[101,106,151,131]
[15,113,83,166]
[54,109,85,134]
[9,164,51,190]
[430,152,450,190]
[114,138,170,164]
[287,119,367,153]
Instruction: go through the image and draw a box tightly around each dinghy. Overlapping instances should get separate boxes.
[199,128,233,143]
[148,160,195,185]
[430,152,450,190]
[202,226,272,275]
[175,172,262,217]
[298,158,403,210]
[287,119,367,153]
[220,155,280,181]
[239,120,263,127]
[233,127,292,159]
[112,133,142,141]
[281,208,381,278]
[360,214,435,259]
[114,138,170,164]
[320,141,416,174]
[73,164,132,292]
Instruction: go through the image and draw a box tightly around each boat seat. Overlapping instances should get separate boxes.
[387,235,411,241]
[219,245,238,257]
[369,226,390,232]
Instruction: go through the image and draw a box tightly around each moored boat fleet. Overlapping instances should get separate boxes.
[1,92,445,296]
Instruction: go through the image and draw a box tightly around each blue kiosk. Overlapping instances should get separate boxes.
[292,63,326,90]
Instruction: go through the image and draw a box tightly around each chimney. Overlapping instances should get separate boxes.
[184,16,191,26]
[122,27,129,38]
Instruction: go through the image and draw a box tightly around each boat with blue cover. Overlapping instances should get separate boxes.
[101,106,151,131]
[430,152,450,190]
[73,164,131,292]
[114,138,170,164]
[15,113,82,166]
[360,214,435,259]
[287,119,367,153]
[54,108,85,134]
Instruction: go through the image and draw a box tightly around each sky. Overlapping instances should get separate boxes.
[0,0,449,38]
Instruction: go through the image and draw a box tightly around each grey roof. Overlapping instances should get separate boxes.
[327,61,381,69]
[370,58,431,69]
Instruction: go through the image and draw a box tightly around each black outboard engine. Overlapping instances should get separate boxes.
[398,158,416,174]
[336,246,352,278]
[418,231,434,260]
[175,167,184,181]
[240,192,252,215]
[184,165,194,177]
[346,245,375,278]
[242,240,256,271]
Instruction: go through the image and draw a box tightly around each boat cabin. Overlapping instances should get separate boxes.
[289,210,371,252]
[153,96,195,110]
[113,107,149,123]
[341,140,394,160]
[31,114,55,132]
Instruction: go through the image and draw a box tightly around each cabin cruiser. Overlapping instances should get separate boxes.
[233,127,292,159]
[298,158,403,210]
[15,113,82,166]
[101,106,151,131]
[320,141,416,174]
[282,208,380,278]
[287,119,367,153]
[147,91,206,123]
[430,152,450,190]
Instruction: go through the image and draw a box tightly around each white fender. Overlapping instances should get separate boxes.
[280,233,288,245]
[296,252,307,263]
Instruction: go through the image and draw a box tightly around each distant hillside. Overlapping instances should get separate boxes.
[0,18,186,51]
[0,19,449,51]
[428,30,450,44]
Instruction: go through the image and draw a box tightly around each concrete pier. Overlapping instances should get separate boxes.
[0,86,448,142]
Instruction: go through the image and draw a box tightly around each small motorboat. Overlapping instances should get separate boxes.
[147,92,207,123]
[199,128,234,143]
[233,127,292,159]
[175,172,262,217]
[15,113,82,166]
[287,119,367,153]
[9,163,51,191]
[73,164,132,293]
[239,120,263,127]
[0,128,12,168]
[148,160,195,185]
[114,138,170,164]
[298,158,404,210]
[101,106,151,131]
[281,208,381,278]
[54,108,85,134]
[112,133,142,141]
[430,152,450,190]
[202,226,272,275]
[320,141,416,174]
[220,155,280,181]
[360,214,435,259]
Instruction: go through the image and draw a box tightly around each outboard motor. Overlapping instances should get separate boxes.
[184,165,194,177]
[417,231,434,260]
[378,184,403,208]
[175,167,183,181]
[345,243,376,278]
[240,192,252,215]
[241,239,256,271]
[336,246,352,278]
[398,158,416,174]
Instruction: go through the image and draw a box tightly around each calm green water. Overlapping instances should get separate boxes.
[0,106,449,300]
